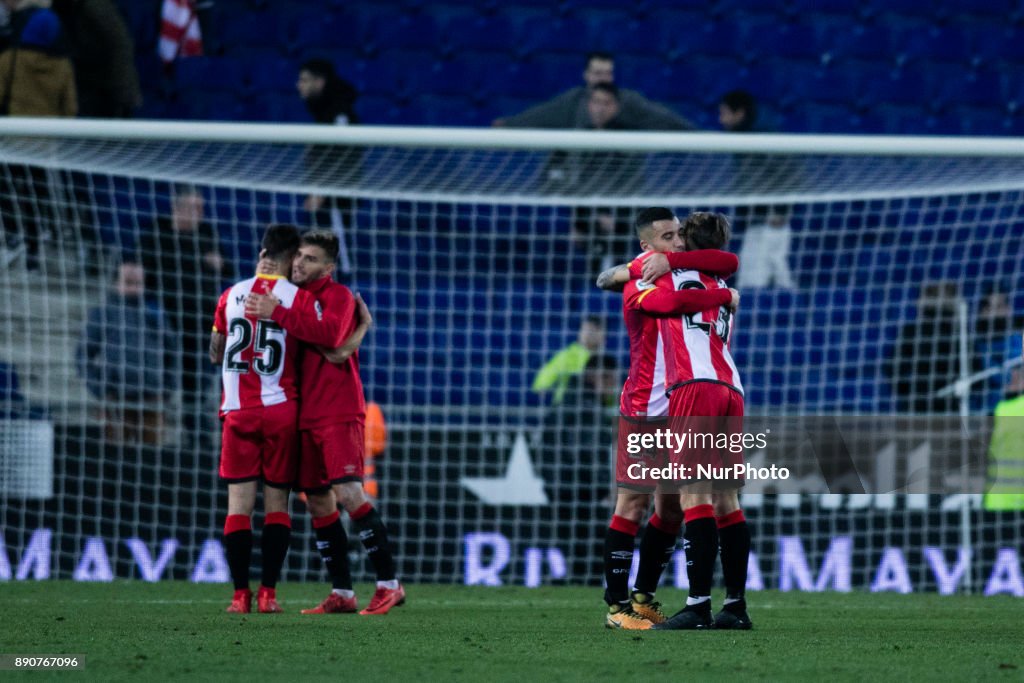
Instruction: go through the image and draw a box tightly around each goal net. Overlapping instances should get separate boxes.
[0,119,1021,596]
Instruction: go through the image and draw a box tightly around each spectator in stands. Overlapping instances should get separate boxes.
[544,352,614,485]
[540,353,621,580]
[973,285,1023,413]
[296,58,361,281]
[79,260,174,445]
[555,83,644,275]
[0,2,75,271]
[494,51,693,130]
[533,315,606,405]
[0,0,75,115]
[719,90,757,132]
[982,368,1024,513]
[888,281,964,414]
[140,184,232,447]
[719,90,798,289]
[52,0,141,118]
[736,205,796,290]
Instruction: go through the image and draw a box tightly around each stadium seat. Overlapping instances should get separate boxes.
[859,67,930,108]
[898,25,973,66]
[783,64,858,106]
[362,12,439,56]
[589,16,662,59]
[780,103,856,133]
[662,14,740,61]
[826,24,894,63]
[972,24,1024,67]
[942,69,1007,109]
[441,14,516,55]
[939,0,1013,19]
[221,11,287,49]
[288,10,363,55]
[243,56,301,94]
[516,16,593,57]
[740,22,822,63]
[174,57,247,93]
[790,0,870,19]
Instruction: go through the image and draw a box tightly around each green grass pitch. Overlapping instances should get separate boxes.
[4,582,1022,681]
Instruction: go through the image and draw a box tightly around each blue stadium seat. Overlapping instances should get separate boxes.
[616,56,675,99]
[662,14,740,61]
[941,69,1006,108]
[348,51,433,99]
[790,0,869,19]
[417,60,481,98]
[780,103,855,133]
[939,0,1013,18]
[898,25,973,65]
[590,16,662,58]
[243,56,300,94]
[288,10,362,55]
[174,57,247,92]
[441,14,516,55]
[741,22,822,62]
[637,0,709,16]
[221,10,287,49]
[859,66,930,108]
[715,0,791,18]
[972,24,1024,66]
[516,16,593,57]
[783,64,858,106]
[826,24,894,63]
[938,106,1009,135]
[361,12,439,56]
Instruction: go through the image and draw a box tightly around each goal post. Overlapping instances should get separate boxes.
[0,118,1021,595]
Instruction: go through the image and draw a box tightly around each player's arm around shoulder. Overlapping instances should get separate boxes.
[259,285,347,348]
[596,263,631,291]
[320,293,371,364]
[209,288,231,364]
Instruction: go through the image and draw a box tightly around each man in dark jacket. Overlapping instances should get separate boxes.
[140,184,232,446]
[0,3,75,271]
[553,83,643,275]
[51,0,141,117]
[889,282,964,414]
[495,51,693,131]
[79,260,175,444]
[296,58,361,280]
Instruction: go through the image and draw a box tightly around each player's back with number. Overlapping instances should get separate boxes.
[215,274,306,413]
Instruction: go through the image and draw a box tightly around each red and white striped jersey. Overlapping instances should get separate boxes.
[213,275,305,414]
[618,251,739,418]
[656,268,744,396]
[620,276,668,418]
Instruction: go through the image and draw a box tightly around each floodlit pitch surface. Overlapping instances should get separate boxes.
[4,582,1021,681]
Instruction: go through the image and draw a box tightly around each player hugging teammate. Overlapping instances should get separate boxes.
[597,208,753,630]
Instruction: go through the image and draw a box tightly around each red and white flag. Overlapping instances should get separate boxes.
[158,0,203,63]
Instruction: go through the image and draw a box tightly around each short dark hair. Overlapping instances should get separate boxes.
[301,229,340,262]
[682,212,731,250]
[261,224,301,260]
[720,89,757,129]
[582,315,605,329]
[590,82,619,100]
[586,51,614,68]
[300,58,336,80]
[634,207,676,236]
[173,183,201,200]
